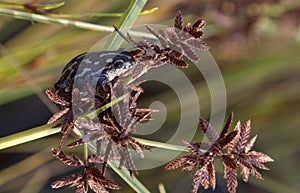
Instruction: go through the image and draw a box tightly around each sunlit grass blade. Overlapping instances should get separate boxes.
[0,2,25,10]
[0,1,65,11]
[0,7,114,32]
[103,0,148,50]
[39,1,66,11]
[0,123,60,150]
[0,94,128,150]
[76,94,128,121]
[50,7,158,19]
[110,162,150,193]
[133,137,188,152]
[87,139,151,193]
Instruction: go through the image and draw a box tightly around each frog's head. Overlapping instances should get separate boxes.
[105,52,135,81]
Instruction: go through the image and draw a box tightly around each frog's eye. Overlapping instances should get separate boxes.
[114,61,124,69]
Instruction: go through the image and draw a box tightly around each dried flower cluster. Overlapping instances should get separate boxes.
[51,148,120,192]
[165,112,273,193]
[46,10,273,193]
[46,11,210,192]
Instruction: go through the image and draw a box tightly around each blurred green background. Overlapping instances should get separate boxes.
[0,0,300,193]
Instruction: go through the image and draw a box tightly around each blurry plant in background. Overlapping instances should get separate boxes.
[0,0,299,193]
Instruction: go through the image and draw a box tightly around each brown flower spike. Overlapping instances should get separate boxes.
[165,113,273,193]
[46,10,210,182]
[45,10,273,193]
[51,148,120,193]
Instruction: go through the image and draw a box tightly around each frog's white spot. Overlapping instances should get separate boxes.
[76,67,91,77]
[106,58,113,63]
[99,52,113,57]
[93,61,100,65]
[90,67,104,77]
[83,59,92,64]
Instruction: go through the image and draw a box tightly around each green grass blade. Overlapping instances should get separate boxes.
[0,95,127,150]
[0,7,114,32]
[110,163,150,193]
[133,137,188,152]
[0,2,25,9]
[0,1,65,11]
[77,94,128,121]
[0,123,60,150]
[0,7,155,36]
[103,0,148,50]
[0,122,191,152]
[87,143,151,193]
[100,2,152,190]
[40,2,66,11]
[50,7,158,19]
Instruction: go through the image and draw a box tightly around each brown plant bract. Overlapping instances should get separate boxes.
[46,10,209,185]
[44,10,274,193]
[165,113,273,193]
[51,148,120,193]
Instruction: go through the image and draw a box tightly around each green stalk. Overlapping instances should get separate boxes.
[110,163,150,193]
[83,143,88,165]
[0,122,189,153]
[0,2,24,10]
[133,137,188,152]
[103,0,148,50]
[0,1,65,11]
[0,7,155,37]
[0,7,114,32]
[76,94,128,121]
[0,123,60,150]
[88,143,151,193]
[0,95,126,150]
[49,7,158,19]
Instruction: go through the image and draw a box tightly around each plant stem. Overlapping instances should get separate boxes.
[0,7,114,32]
[0,123,60,150]
[103,0,148,50]
[83,142,88,165]
[0,7,156,41]
[48,7,158,19]
[133,137,188,152]
[76,94,128,121]
[0,1,65,11]
[88,143,151,193]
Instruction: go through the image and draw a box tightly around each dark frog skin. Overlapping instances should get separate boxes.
[54,50,135,102]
